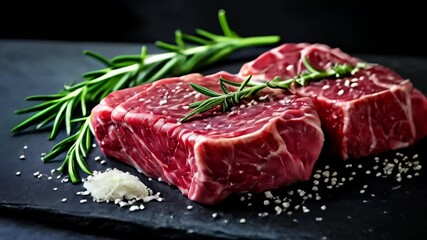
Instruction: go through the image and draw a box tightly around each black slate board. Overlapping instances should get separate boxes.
[1,40,426,240]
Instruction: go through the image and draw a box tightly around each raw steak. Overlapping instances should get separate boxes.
[239,43,427,159]
[91,72,324,204]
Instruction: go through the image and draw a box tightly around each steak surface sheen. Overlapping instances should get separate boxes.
[91,72,324,204]
[239,43,427,159]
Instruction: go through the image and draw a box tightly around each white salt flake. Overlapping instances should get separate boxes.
[83,168,161,203]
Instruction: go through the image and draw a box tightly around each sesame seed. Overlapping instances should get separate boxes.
[321,205,326,210]
[53,187,58,191]
[80,199,88,204]
[100,160,107,165]
[212,212,218,218]
[315,217,323,222]
[349,177,354,181]
[414,172,420,177]
[407,175,412,179]
[292,219,298,223]
[240,196,245,201]
[23,145,28,149]
[363,185,368,189]
[282,202,290,208]
[92,144,97,148]
[414,165,422,170]
[360,190,365,194]
[413,154,418,159]
[187,205,193,210]
[15,171,21,176]
[119,202,127,207]
[139,204,145,210]
[376,172,382,177]
[350,82,358,87]
[61,198,67,202]
[19,155,25,160]
[94,156,101,161]
[263,200,270,206]
[239,218,246,224]
[337,89,345,96]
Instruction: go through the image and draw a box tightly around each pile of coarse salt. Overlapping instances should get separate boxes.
[82,168,162,211]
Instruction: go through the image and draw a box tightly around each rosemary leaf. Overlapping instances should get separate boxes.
[181,59,368,122]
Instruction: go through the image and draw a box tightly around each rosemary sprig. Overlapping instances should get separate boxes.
[180,58,367,122]
[11,10,280,183]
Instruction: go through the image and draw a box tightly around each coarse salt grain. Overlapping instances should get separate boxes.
[129,205,140,212]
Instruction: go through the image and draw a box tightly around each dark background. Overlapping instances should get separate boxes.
[1,0,425,57]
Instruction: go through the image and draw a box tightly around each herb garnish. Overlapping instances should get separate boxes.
[180,58,367,122]
[11,10,280,183]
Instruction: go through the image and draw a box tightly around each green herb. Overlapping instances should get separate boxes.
[180,58,367,122]
[11,10,280,183]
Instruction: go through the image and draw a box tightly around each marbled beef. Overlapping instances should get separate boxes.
[90,72,324,204]
[239,43,427,159]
